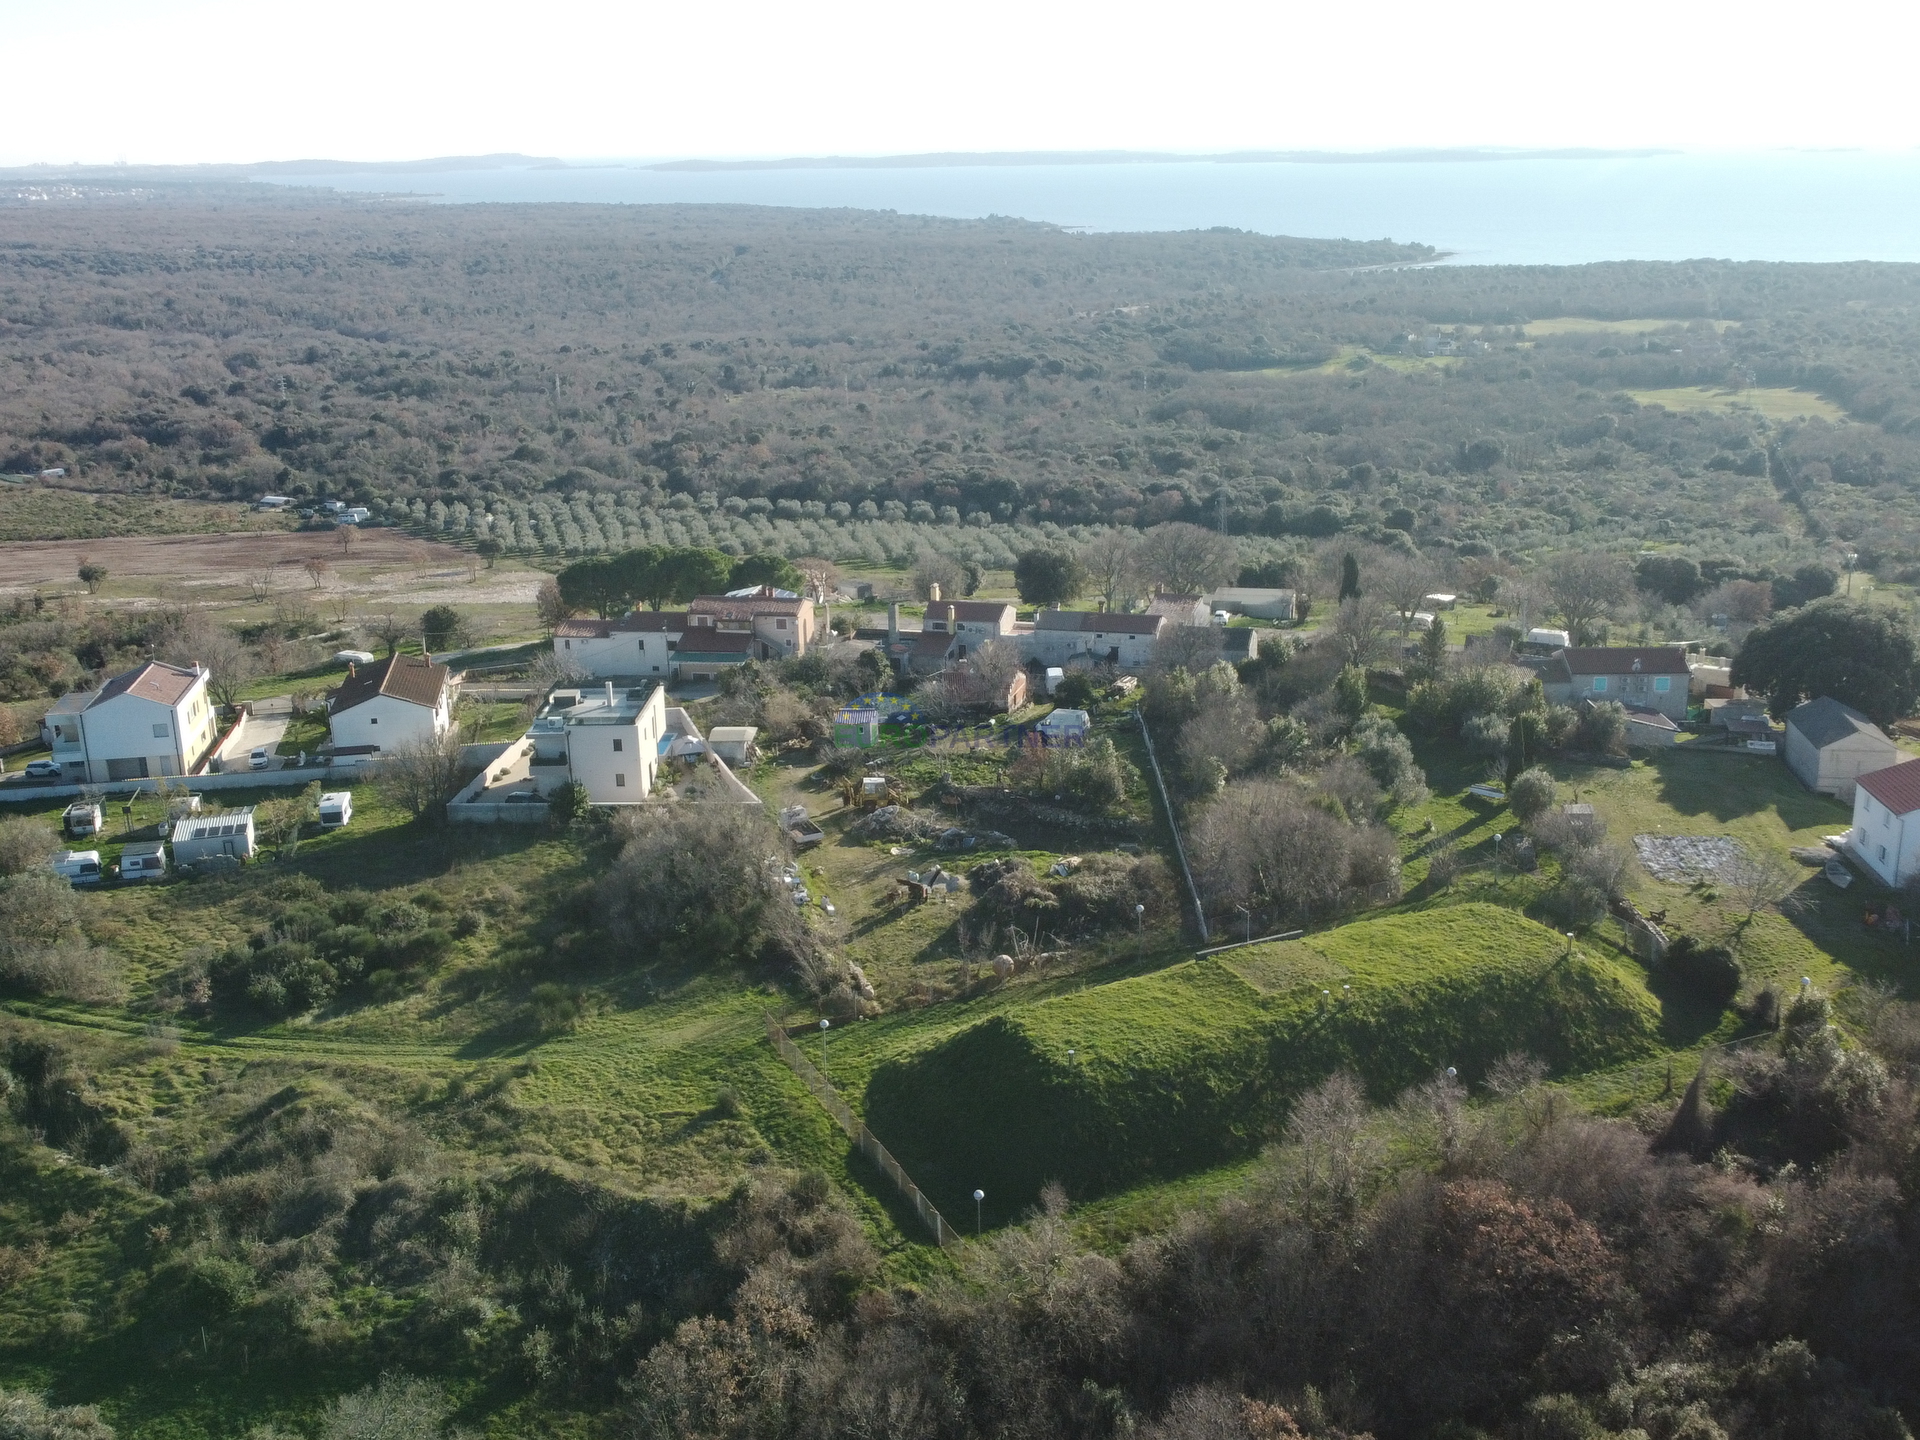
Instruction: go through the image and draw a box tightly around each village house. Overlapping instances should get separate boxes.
[1145,594,1211,628]
[1851,758,1920,886]
[551,611,687,679]
[1021,608,1168,670]
[1206,587,1297,622]
[1540,646,1691,723]
[1786,696,1901,801]
[686,586,814,661]
[327,653,455,756]
[919,596,1018,655]
[42,659,219,783]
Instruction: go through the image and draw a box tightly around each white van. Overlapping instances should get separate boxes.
[317,791,353,829]
[51,850,103,886]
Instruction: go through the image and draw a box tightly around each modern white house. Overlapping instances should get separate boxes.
[1850,759,1920,886]
[327,653,454,755]
[1785,696,1900,802]
[527,682,668,804]
[42,660,219,783]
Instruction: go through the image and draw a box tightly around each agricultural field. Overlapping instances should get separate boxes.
[0,489,295,544]
[1628,384,1849,422]
[1521,316,1738,337]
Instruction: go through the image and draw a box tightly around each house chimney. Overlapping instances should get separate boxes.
[889,602,900,644]
[928,582,941,604]
[945,604,956,630]
[1097,598,1106,613]
[606,681,615,706]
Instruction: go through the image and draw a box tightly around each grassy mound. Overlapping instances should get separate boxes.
[864,904,1661,1222]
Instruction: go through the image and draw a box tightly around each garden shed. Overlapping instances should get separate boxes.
[1786,696,1899,802]
[171,807,256,864]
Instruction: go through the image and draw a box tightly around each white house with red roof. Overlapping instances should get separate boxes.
[42,659,218,783]
[327,653,454,755]
[1850,758,1920,886]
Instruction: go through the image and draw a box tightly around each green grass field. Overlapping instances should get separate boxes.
[1523,317,1736,337]
[1628,385,1847,422]
[0,490,291,543]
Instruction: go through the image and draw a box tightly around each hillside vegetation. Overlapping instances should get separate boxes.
[868,905,1662,1219]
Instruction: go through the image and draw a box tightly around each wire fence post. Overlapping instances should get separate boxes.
[1136,707,1209,941]
[763,1013,961,1249]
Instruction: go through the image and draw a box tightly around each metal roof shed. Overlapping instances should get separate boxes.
[171,807,257,863]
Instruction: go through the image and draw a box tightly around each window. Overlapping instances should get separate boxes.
[1591,677,1608,692]
[776,617,787,629]
[152,722,169,738]
[1653,676,1671,693]
[370,717,378,725]
[613,737,624,752]
[564,639,571,649]
[1881,845,1889,861]
[615,773,626,787]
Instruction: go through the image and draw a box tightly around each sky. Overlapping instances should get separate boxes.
[4,0,1919,166]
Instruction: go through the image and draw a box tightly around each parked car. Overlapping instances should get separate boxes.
[24,759,62,779]
[51,850,103,885]
[249,747,271,770]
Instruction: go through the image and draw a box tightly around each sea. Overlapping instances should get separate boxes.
[252,150,1920,267]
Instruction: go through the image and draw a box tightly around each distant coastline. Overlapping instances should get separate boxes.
[643,147,1680,173]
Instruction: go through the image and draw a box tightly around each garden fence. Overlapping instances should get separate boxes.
[763,1014,962,1249]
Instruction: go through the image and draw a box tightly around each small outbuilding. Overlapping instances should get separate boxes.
[833,708,881,748]
[708,726,759,764]
[171,807,256,864]
[1035,708,1091,745]
[118,840,168,881]
[1786,696,1900,802]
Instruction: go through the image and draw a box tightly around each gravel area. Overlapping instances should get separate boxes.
[1633,834,1748,883]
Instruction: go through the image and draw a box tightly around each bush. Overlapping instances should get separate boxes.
[1508,766,1557,823]
[1051,671,1099,710]
[0,1388,116,1440]
[1575,700,1628,756]
[0,818,58,877]
[530,982,586,1033]
[1661,936,1742,1008]
[600,806,802,965]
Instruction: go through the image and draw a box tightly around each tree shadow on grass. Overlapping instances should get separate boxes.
[1648,749,1849,829]
[1778,872,1919,996]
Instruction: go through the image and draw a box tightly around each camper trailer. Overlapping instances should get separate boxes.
[117,841,168,882]
[51,850,103,886]
[317,792,354,829]
[63,801,103,836]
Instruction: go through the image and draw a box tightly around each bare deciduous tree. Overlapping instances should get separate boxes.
[303,557,330,589]
[1374,551,1441,633]
[1133,522,1239,598]
[156,614,258,712]
[1544,551,1633,639]
[793,555,842,604]
[248,566,278,605]
[1725,847,1800,937]
[1328,594,1393,667]
[1078,530,1142,613]
[378,731,468,820]
[910,550,965,602]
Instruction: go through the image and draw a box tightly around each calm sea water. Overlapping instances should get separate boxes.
[256,151,1920,267]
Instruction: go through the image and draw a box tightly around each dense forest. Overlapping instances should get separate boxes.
[4,182,1920,569]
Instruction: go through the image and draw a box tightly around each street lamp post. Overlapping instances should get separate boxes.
[1845,550,1859,597]
[818,1018,830,1080]
[973,1189,985,1236]
[1134,903,1145,956]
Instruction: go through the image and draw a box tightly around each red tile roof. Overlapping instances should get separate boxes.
[940,600,1016,624]
[1560,646,1690,676]
[554,612,686,639]
[331,653,450,715]
[90,660,204,709]
[676,629,754,656]
[1858,758,1920,816]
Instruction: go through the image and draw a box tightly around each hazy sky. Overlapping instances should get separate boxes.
[5,0,1917,165]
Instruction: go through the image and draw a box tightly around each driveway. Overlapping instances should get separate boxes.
[226,704,291,770]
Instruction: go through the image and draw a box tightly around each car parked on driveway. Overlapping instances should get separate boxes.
[249,747,271,770]
[24,758,62,779]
